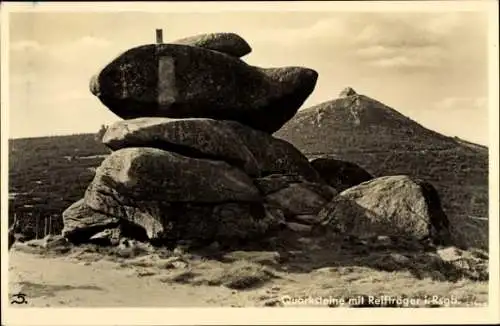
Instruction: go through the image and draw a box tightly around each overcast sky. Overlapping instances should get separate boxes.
[5,6,493,145]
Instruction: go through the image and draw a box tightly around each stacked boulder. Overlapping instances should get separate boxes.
[62,33,451,248]
[62,33,333,246]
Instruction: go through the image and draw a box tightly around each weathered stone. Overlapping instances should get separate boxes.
[79,148,268,242]
[226,122,323,183]
[90,43,317,133]
[85,147,260,207]
[266,183,329,217]
[102,118,324,182]
[310,157,373,192]
[294,214,322,225]
[83,201,280,244]
[89,228,122,246]
[69,147,286,243]
[24,234,69,249]
[372,235,393,247]
[255,174,336,199]
[62,199,150,244]
[173,202,281,242]
[102,117,260,176]
[339,86,357,98]
[317,175,451,244]
[173,32,252,57]
[253,174,306,195]
[222,251,281,266]
[286,222,312,233]
[263,205,286,226]
[44,234,70,249]
[62,199,120,243]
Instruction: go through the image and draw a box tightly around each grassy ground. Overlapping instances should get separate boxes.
[8,134,110,236]
[9,232,488,308]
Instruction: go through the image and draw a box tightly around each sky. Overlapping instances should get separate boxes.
[4,6,493,145]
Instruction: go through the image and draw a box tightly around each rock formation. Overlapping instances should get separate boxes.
[63,33,452,249]
[102,117,323,181]
[64,33,326,245]
[339,86,357,98]
[309,157,373,192]
[89,42,318,133]
[172,32,252,58]
[317,175,451,245]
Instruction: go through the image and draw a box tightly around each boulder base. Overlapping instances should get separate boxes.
[62,199,120,243]
[317,175,451,244]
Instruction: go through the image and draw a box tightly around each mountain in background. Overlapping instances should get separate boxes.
[274,88,489,249]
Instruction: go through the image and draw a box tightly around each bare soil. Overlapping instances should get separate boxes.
[8,234,488,308]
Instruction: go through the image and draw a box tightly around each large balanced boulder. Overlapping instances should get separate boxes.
[89,43,318,133]
[317,175,451,244]
[310,157,373,192]
[85,147,261,208]
[102,117,260,176]
[173,32,251,58]
[102,117,323,182]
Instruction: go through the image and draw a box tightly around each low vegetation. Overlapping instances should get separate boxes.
[8,134,111,236]
[11,232,488,307]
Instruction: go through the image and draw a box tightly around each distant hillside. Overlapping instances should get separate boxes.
[276,91,460,154]
[274,89,489,249]
[8,134,111,235]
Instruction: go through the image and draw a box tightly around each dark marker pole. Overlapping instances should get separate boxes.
[156,29,163,44]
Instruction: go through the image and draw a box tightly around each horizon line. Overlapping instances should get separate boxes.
[7,130,490,149]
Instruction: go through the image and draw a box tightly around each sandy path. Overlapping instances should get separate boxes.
[8,250,253,307]
[8,242,489,308]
